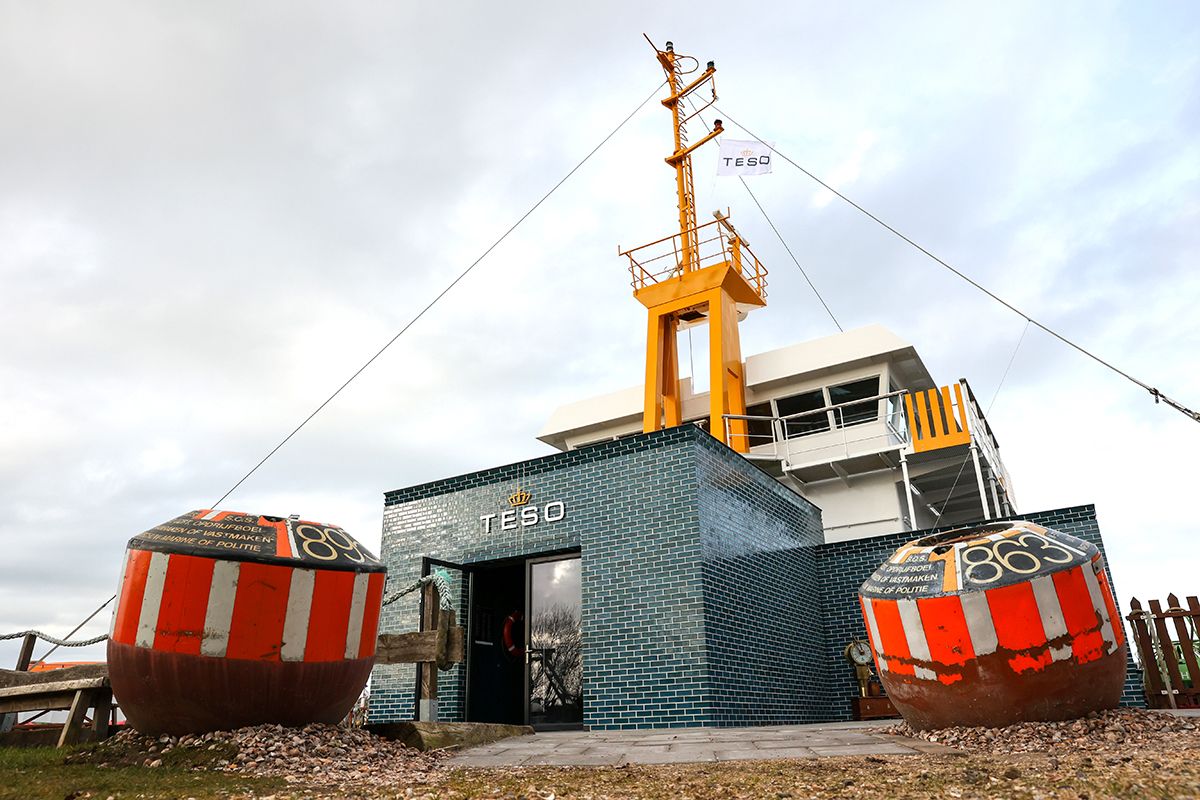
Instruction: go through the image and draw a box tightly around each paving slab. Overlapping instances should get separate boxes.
[808,742,919,756]
[446,720,945,767]
[623,750,719,764]
[716,747,817,761]
[523,753,627,766]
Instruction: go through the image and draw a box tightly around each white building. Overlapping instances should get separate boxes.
[539,324,1016,542]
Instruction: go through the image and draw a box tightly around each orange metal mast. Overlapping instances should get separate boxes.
[620,37,768,452]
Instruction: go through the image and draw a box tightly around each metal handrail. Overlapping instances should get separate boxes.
[620,217,768,297]
[722,389,910,461]
[724,389,908,426]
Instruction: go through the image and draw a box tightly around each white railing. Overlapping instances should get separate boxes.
[723,390,909,469]
[957,378,1015,508]
[724,382,1012,499]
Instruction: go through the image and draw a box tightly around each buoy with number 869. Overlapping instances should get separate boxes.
[107,509,387,736]
[859,520,1127,730]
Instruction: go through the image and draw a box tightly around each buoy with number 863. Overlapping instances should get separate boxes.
[107,509,387,735]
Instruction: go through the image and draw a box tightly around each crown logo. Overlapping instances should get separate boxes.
[508,488,532,507]
[741,148,753,156]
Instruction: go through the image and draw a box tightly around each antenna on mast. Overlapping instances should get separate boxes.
[619,38,768,453]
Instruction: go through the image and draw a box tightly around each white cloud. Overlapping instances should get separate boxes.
[1,2,1198,670]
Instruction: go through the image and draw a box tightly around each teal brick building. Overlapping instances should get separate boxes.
[367,425,1139,730]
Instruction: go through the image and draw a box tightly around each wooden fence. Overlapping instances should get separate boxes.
[1127,594,1200,709]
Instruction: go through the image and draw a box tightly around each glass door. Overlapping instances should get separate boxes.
[526,555,583,729]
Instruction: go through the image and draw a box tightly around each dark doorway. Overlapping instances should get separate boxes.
[466,561,526,724]
[463,553,584,730]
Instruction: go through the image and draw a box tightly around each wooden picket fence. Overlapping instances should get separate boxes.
[1127,594,1200,709]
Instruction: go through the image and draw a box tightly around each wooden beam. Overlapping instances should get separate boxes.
[0,665,108,690]
[0,691,87,715]
[375,629,465,665]
[0,678,110,699]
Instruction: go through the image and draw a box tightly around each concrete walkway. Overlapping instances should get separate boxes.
[447,720,957,767]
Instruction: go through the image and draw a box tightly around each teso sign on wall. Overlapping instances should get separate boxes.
[480,488,567,534]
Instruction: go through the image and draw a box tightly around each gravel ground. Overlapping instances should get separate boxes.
[885,709,1200,755]
[64,710,1200,798]
[72,722,445,795]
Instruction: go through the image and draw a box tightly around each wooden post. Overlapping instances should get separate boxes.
[91,687,113,740]
[1,633,37,733]
[15,634,36,672]
[1168,594,1200,701]
[56,689,91,748]
[1149,598,1185,709]
[418,582,439,722]
[1127,598,1166,706]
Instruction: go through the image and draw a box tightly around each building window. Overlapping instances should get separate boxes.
[744,402,774,444]
[829,376,881,426]
[775,390,829,437]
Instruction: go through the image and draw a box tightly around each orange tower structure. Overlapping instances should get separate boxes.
[620,38,768,453]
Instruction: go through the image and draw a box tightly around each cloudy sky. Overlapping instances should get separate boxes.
[2,2,1197,669]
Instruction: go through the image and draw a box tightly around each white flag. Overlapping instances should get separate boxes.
[716,139,774,176]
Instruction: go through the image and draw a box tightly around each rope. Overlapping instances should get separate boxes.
[33,594,115,665]
[1,631,108,647]
[713,105,1200,426]
[209,79,668,509]
[381,568,453,610]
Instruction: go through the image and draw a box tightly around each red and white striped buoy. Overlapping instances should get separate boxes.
[859,520,1126,729]
[107,510,386,735]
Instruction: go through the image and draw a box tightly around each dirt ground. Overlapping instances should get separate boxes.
[8,710,1199,799]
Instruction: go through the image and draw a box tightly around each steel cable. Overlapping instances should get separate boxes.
[209,80,667,509]
[714,106,1200,425]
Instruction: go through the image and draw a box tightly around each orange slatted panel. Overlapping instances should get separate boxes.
[152,554,215,656]
[940,387,956,435]
[917,595,975,668]
[923,392,939,438]
[1052,566,1106,665]
[305,570,356,662]
[357,572,386,659]
[226,562,293,661]
[112,550,152,645]
[870,598,914,675]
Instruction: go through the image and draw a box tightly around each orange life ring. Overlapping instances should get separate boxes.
[502,611,524,660]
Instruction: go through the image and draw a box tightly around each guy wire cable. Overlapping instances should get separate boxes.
[45,80,669,643]
[934,318,1031,525]
[714,105,1200,426]
[683,95,843,333]
[209,79,668,509]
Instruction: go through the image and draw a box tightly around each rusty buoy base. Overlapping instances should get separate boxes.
[108,640,374,736]
[886,642,1127,730]
[860,521,1129,732]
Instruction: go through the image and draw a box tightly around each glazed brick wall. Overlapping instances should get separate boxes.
[692,444,827,724]
[369,425,1143,729]
[368,425,827,730]
[817,504,1146,719]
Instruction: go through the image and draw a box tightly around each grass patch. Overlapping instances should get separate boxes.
[0,745,284,800]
